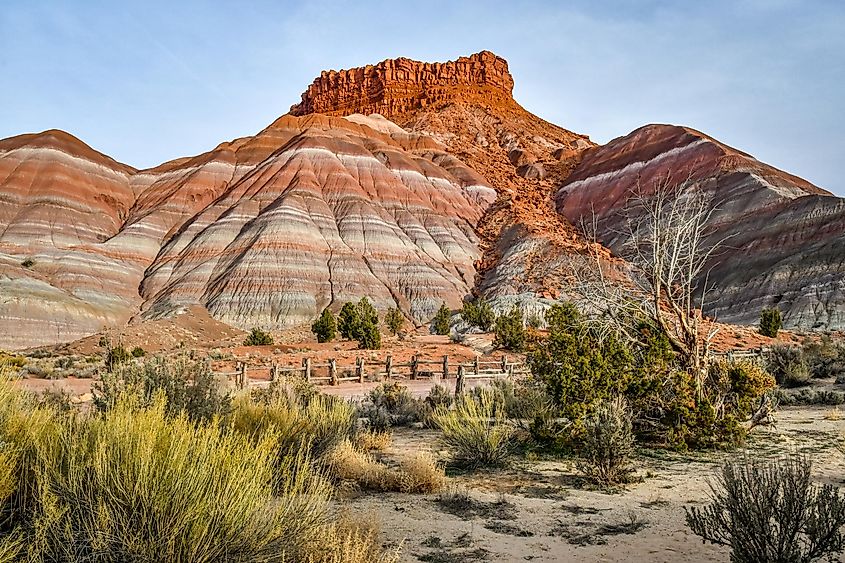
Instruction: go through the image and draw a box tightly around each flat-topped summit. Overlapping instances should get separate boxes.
[289,50,515,118]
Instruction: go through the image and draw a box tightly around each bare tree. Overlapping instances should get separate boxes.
[571,175,727,401]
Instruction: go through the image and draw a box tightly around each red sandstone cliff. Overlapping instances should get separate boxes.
[290,51,515,119]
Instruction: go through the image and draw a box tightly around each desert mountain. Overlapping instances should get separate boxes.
[555,124,845,329]
[292,51,606,308]
[0,113,495,348]
[1,51,841,349]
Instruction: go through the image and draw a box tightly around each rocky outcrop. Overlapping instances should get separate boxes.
[290,51,514,119]
[555,124,845,330]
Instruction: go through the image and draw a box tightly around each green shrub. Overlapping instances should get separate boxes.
[432,303,452,336]
[529,303,637,424]
[384,307,404,336]
[338,302,360,340]
[104,344,130,372]
[770,387,845,406]
[433,389,515,468]
[686,455,845,562]
[663,359,774,450]
[19,258,34,269]
[93,355,232,422]
[338,298,381,349]
[768,345,810,387]
[759,307,782,337]
[243,327,273,346]
[529,303,774,450]
[577,397,635,487]
[355,298,381,350]
[803,335,845,380]
[361,382,425,431]
[461,299,495,331]
[130,346,146,358]
[312,308,338,343]
[493,307,526,351]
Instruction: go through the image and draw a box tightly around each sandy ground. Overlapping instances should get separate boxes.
[337,407,845,563]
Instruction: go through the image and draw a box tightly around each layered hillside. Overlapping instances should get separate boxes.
[555,124,845,329]
[0,114,494,348]
[134,114,492,328]
[292,51,603,306]
[0,131,142,348]
[3,50,841,348]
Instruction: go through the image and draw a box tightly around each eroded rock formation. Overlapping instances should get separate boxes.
[2,51,841,348]
[0,115,494,348]
[289,51,602,312]
[290,51,515,119]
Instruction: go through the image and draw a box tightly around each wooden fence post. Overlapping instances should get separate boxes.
[501,354,507,373]
[270,363,278,382]
[357,358,365,383]
[456,365,465,397]
[385,355,393,379]
[237,362,247,390]
[442,355,449,380]
[303,357,312,382]
[474,355,480,375]
[329,358,338,386]
[410,355,418,380]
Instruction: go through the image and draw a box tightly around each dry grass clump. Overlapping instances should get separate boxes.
[433,389,515,468]
[397,451,446,493]
[355,428,393,452]
[306,513,401,563]
[326,440,445,493]
[4,395,330,561]
[0,369,405,562]
[229,392,356,461]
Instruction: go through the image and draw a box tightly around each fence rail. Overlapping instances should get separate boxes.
[218,354,526,391]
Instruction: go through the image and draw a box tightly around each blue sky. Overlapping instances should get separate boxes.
[1,0,843,194]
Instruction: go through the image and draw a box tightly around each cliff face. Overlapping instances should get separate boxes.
[290,51,515,119]
[555,124,845,330]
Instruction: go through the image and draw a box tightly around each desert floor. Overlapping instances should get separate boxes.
[337,406,845,563]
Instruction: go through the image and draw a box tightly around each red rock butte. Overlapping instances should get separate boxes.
[289,51,516,119]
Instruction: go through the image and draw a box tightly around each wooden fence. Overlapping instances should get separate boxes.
[712,347,770,361]
[216,354,527,391]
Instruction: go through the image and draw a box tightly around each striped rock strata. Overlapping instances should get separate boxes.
[290,52,603,314]
[0,115,494,349]
[0,130,140,348]
[555,124,845,330]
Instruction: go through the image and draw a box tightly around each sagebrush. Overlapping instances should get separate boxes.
[686,455,845,562]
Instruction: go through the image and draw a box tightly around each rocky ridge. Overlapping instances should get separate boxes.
[555,124,845,329]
